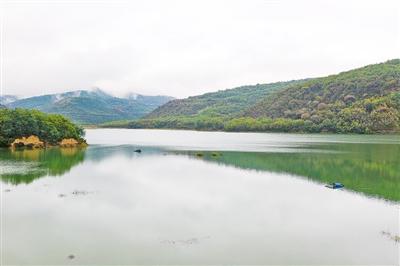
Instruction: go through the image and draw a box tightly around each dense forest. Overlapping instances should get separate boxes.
[0,108,86,147]
[103,60,400,133]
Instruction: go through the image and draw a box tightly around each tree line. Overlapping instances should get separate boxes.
[102,92,400,134]
[0,108,85,147]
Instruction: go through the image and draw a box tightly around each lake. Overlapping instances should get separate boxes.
[1,129,399,265]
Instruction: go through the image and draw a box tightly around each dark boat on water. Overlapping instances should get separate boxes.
[326,182,344,189]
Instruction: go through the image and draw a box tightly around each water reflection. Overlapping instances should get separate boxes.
[1,136,399,265]
[184,142,400,202]
[2,146,398,265]
[85,145,165,161]
[0,145,168,185]
[0,147,86,184]
[1,141,399,202]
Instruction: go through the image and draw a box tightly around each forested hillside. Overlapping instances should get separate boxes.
[246,59,399,119]
[103,60,400,133]
[146,80,303,119]
[240,59,400,133]
[7,89,173,124]
[0,108,85,147]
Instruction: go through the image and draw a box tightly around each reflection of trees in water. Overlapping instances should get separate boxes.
[2,142,398,202]
[0,147,86,185]
[85,145,165,161]
[188,143,400,202]
[0,145,163,185]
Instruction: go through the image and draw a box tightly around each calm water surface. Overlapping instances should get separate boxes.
[1,129,399,265]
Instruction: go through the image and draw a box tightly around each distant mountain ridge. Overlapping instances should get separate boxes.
[7,89,174,124]
[0,95,19,105]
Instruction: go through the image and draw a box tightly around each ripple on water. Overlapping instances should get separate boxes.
[0,161,42,176]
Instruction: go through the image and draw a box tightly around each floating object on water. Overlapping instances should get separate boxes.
[160,236,210,245]
[381,230,390,236]
[134,149,142,153]
[195,153,203,157]
[381,231,400,243]
[72,190,90,195]
[67,254,75,260]
[325,182,344,189]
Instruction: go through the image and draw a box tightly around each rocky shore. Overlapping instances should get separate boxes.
[10,135,87,149]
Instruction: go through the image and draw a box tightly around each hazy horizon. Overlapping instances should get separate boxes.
[1,58,398,99]
[1,0,399,98]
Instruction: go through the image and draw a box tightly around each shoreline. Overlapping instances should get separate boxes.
[92,126,400,135]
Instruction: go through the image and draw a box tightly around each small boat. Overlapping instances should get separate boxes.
[325,182,344,189]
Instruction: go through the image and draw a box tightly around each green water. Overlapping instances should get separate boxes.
[187,142,400,202]
[3,133,399,202]
[0,147,86,185]
[1,129,399,265]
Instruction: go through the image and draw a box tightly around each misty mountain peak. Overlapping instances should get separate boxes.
[0,95,19,105]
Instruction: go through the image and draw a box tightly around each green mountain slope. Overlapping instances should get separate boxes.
[239,59,400,133]
[7,89,174,125]
[105,59,400,133]
[246,60,400,118]
[146,81,303,119]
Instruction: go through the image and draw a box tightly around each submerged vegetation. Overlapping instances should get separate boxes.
[0,108,86,147]
[103,60,400,134]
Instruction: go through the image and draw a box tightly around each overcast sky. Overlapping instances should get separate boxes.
[1,0,399,98]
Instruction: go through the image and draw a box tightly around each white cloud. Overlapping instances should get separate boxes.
[2,0,399,98]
